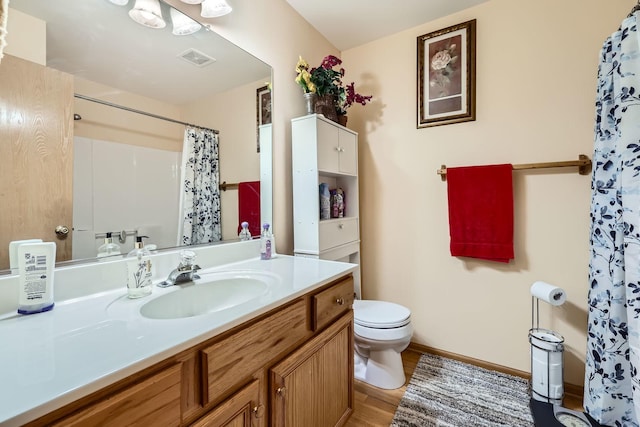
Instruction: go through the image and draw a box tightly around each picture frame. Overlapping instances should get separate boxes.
[256,85,271,153]
[417,19,476,128]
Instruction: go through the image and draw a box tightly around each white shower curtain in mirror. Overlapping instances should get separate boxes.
[177,126,221,245]
[585,11,640,427]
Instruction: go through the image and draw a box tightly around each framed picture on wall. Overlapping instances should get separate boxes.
[256,85,271,153]
[417,19,476,128]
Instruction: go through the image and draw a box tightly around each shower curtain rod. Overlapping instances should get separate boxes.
[436,154,592,181]
[74,93,220,134]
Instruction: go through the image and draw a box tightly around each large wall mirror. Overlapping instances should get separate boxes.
[0,0,273,273]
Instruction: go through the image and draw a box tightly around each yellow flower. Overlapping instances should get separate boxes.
[295,63,316,93]
[296,55,309,72]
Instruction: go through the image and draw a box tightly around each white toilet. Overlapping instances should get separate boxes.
[353,299,413,389]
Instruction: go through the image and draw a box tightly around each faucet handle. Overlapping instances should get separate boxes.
[179,250,197,267]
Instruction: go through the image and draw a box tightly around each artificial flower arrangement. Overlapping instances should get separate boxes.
[295,54,372,118]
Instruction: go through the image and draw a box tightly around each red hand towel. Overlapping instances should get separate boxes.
[447,164,514,263]
[238,181,261,237]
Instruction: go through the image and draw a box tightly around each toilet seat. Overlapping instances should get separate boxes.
[353,300,411,329]
[354,322,413,341]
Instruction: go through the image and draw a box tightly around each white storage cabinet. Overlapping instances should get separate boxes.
[292,114,361,297]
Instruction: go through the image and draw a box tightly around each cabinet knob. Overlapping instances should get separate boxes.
[338,223,344,229]
[336,297,344,305]
[252,405,265,418]
[276,386,286,397]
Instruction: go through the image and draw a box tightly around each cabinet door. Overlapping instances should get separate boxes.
[271,313,353,427]
[317,119,341,174]
[337,130,357,176]
[192,380,263,427]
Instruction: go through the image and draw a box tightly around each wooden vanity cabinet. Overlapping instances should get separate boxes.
[25,275,354,427]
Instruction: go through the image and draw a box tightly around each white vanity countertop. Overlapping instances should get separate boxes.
[0,254,356,426]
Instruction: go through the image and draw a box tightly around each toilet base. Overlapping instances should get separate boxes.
[354,349,406,390]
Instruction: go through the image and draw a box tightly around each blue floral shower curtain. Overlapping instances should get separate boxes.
[585,11,640,427]
[177,126,221,245]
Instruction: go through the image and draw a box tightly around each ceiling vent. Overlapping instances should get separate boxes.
[178,48,217,67]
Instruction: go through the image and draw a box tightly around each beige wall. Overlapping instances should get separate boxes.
[5,8,45,65]
[341,0,636,385]
[74,78,184,152]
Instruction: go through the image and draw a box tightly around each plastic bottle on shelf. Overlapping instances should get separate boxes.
[239,221,252,241]
[260,223,273,260]
[319,183,330,220]
[330,188,345,218]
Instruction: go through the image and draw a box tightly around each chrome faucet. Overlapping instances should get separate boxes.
[158,250,201,287]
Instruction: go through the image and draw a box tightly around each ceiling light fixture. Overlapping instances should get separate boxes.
[129,0,166,29]
[170,8,202,36]
[200,0,232,18]
[108,0,130,5]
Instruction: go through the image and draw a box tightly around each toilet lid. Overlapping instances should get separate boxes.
[353,300,411,328]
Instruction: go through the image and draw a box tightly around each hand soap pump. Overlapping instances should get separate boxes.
[97,232,121,257]
[239,221,252,241]
[260,223,273,260]
[126,236,153,298]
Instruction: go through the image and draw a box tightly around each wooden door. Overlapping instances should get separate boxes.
[0,54,74,270]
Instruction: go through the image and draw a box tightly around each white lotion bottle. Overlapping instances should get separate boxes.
[17,242,56,315]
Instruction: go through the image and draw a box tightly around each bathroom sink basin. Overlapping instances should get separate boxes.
[140,271,276,320]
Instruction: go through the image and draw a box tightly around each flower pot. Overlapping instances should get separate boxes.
[337,115,348,127]
[303,92,317,115]
[314,94,338,122]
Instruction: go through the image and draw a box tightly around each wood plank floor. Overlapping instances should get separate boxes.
[345,349,584,427]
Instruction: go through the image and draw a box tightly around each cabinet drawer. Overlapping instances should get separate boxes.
[319,217,358,252]
[54,364,182,427]
[313,276,354,331]
[201,299,308,406]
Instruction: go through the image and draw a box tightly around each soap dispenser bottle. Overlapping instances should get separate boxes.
[126,236,153,298]
[260,223,273,260]
[97,232,121,257]
[239,221,252,241]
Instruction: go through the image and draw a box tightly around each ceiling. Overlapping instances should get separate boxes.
[9,0,270,105]
[285,0,489,51]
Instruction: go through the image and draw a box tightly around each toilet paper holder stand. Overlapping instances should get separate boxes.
[529,294,565,405]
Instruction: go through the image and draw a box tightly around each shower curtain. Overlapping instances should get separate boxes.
[585,11,640,427]
[177,126,222,245]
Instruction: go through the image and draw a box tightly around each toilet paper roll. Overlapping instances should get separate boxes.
[530,281,566,306]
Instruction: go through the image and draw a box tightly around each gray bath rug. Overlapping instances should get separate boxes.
[391,353,534,427]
